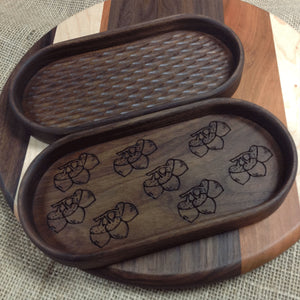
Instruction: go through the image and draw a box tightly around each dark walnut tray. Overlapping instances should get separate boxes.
[9,15,244,143]
[17,98,297,269]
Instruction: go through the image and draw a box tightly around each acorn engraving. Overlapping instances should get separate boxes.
[143,158,188,199]
[90,202,139,248]
[189,121,231,158]
[177,179,224,223]
[229,145,273,185]
[54,153,100,192]
[47,189,96,233]
[113,139,157,177]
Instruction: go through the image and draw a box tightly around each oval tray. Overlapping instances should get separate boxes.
[17,98,297,269]
[9,15,244,143]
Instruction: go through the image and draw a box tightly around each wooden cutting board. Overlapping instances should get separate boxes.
[0,0,299,288]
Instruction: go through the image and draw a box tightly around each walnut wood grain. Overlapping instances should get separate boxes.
[107,0,224,29]
[90,0,244,287]
[88,0,300,287]
[9,15,243,143]
[0,29,56,209]
[18,98,296,270]
[1,0,299,289]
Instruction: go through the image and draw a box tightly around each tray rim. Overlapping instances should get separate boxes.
[17,98,298,269]
[8,14,244,143]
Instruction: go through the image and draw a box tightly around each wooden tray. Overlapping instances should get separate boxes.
[17,98,297,269]
[9,15,244,143]
[1,0,299,289]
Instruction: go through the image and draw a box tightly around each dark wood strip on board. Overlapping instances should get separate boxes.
[92,231,241,288]
[107,0,224,29]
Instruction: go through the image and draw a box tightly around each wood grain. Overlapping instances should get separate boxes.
[223,0,300,274]
[271,14,300,193]
[9,15,243,143]
[18,98,296,269]
[240,185,300,273]
[92,0,244,287]
[1,0,299,289]
[224,0,286,119]
[107,0,224,29]
[90,230,242,288]
[100,0,111,32]
[54,3,104,43]
[0,29,56,209]
[14,3,107,219]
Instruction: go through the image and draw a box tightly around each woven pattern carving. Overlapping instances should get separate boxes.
[23,30,234,128]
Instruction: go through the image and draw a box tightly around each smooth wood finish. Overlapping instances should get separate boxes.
[0,0,299,289]
[18,98,297,269]
[53,3,103,43]
[9,15,243,143]
[270,14,300,192]
[93,1,245,286]
[106,0,224,27]
[96,0,300,287]
[224,0,287,118]
[223,0,300,274]
[100,0,111,32]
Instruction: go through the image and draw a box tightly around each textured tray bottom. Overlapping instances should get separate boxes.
[23,30,234,129]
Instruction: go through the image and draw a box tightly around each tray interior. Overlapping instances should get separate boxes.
[18,99,296,269]
[10,16,244,142]
[22,31,234,128]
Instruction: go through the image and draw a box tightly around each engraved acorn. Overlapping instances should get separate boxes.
[90,202,138,248]
[47,189,96,233]
[229,145,273,185]
[81,153,101,170]
[61,197,85,224]
[116,202,139,222]
[105,209,129,239]
[114,139,157,177]
[67,160,89,184]
[72,189,96,208]
[54,159,87,191]
[177,179,223,223]
[89,220,111,248]
[189,121,231,158]
[177,198,199,224]
[143,159,188,199]
[54,153,100,192]
[47,207,67,233]
[53,170,73,193]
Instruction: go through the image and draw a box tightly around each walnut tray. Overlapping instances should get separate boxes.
[9,15,244,143]
[17,98,297,269]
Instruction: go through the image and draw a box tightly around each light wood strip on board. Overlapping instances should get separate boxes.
[271,14,300,196]
[54,3,104,43]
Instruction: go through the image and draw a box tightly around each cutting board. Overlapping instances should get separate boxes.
[0,0,299,288]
